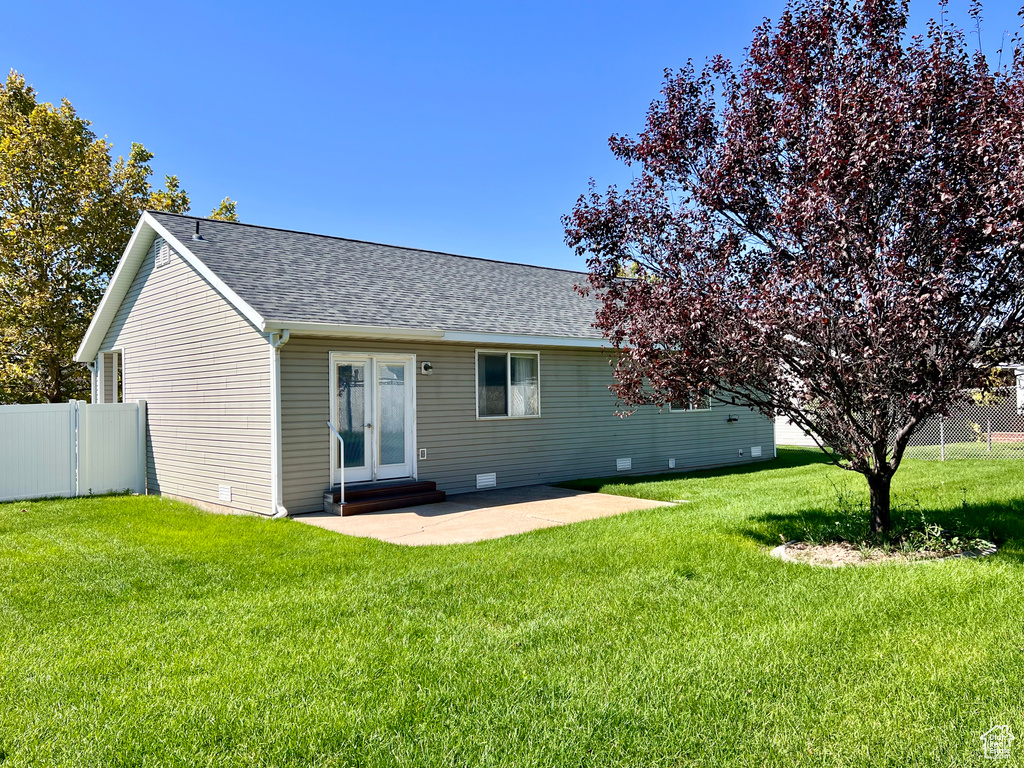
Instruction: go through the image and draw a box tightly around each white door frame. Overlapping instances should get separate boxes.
[329,352,417,486]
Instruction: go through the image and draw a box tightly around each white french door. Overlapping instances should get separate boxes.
[329,353,416,485]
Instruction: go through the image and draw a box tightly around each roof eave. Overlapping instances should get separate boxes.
[145,212,266,332]
[261,320,445,339]
[74,216,156,363]
[261,319,608,348]
[75,212,269,364]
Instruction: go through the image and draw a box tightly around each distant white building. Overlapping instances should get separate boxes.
[1015,365,1024,414]
[774,414,819,447]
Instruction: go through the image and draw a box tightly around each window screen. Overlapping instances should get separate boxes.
[478,353,508,417]
[477,352,540,418]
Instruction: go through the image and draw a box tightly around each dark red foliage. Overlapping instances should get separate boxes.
[564,0,1024,531]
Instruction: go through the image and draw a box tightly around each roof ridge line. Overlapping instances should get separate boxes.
[144,210,590,277]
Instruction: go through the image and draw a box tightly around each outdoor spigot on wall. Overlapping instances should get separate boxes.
[727,415,739,423]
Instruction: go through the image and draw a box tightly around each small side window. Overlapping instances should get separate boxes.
[670,393,711,412]
[116,352,124,403]
[97,350,123,403]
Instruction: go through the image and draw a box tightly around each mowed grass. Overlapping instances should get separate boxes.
[1,449,1023,767]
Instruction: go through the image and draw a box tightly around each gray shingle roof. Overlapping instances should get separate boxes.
[149,211,602,339]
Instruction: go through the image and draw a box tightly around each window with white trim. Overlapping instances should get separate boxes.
[96,349,123,404]
[476,351,540,418]
[669,393,711,412]
[115,351,123,403]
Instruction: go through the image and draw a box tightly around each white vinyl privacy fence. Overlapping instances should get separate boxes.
[0,400,146,502]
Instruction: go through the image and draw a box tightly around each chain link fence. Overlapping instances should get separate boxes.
[776,371,1024,459]
[904,381,1024,460]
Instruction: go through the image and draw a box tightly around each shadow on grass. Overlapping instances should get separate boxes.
[737,497,1024,561]
[560,446,833,493]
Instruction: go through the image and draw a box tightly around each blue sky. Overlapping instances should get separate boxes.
[6,1,1022,271]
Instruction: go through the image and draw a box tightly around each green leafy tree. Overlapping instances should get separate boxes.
[209,197,239,222]
[148,174,190,215]
[565,0,1024,533]
[0,71,217,404]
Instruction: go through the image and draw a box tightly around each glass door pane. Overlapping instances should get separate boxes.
[378,363,406,466]
[335,363,367,469]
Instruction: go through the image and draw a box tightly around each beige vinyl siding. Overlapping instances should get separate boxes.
[99,236,272,514]
[281,336,775,513]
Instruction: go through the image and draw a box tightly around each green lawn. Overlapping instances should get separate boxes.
[1,448,1023,767]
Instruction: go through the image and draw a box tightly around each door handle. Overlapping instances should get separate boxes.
[366,423,373,429]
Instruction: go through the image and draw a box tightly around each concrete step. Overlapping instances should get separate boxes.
[322,480,445,516]
[324,480,437,506]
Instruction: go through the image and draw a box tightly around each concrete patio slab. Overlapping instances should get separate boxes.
[294,484,674,545]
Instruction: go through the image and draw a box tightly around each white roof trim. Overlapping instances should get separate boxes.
[262,320,445,339]
[74,219,155,363]
[439,330,606,348]
[261,319,607,348]
[144,213,266,331]
[75,213,268,363]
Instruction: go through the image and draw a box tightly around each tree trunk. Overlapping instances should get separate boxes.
[867,473,892,534]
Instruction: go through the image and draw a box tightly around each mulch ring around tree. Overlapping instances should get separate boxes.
[770,540,998,567]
